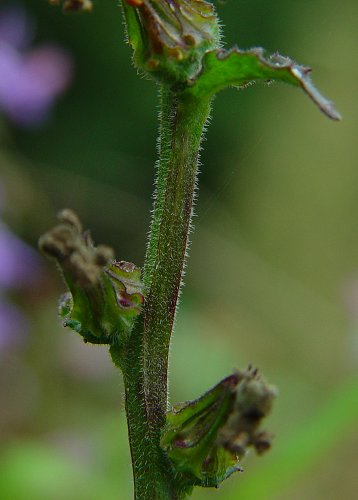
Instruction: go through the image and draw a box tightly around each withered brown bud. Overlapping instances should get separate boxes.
[39,210,143,345]
[217,367,277,458]
[39,210,114,288]
[49,0,93,13]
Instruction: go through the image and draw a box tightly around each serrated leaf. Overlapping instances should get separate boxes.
[185,47,341,120]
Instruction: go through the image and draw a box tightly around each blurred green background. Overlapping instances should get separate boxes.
[0,0,357,498]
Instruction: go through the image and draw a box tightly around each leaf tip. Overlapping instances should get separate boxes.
[290,66,341,121]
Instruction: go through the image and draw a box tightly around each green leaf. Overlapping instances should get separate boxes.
[161,369,277,488]
[185,47,341,120]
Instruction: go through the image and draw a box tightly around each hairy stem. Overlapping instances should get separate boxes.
[143,87,211,428]
[111,340,178,499]
[116,86,211,499]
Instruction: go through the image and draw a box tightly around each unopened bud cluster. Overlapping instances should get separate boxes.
[49,0,93,13]
[161,368,276,488]
[122,0,220,85]
[39,210,143,346]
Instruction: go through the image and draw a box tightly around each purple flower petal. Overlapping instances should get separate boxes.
[0,182,5,214]
[0,42,73,126]
[23,44,73,100]
[0,4,34,50]
[0,5,73,127]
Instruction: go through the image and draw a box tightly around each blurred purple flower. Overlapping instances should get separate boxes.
[0,4,34,50]
[0,183,42,353]
[0,220,41,290]
[0,4,73,127]
[0,296,28,350]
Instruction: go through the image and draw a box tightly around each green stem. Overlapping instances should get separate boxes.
[111,341,177,499]
[143,87,212,428]
[115,86,212,499]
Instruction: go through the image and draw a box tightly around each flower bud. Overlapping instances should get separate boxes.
[161,368,276,487]
[49,0,93,13]
[122,0,220,85]
[39,209,144,345]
